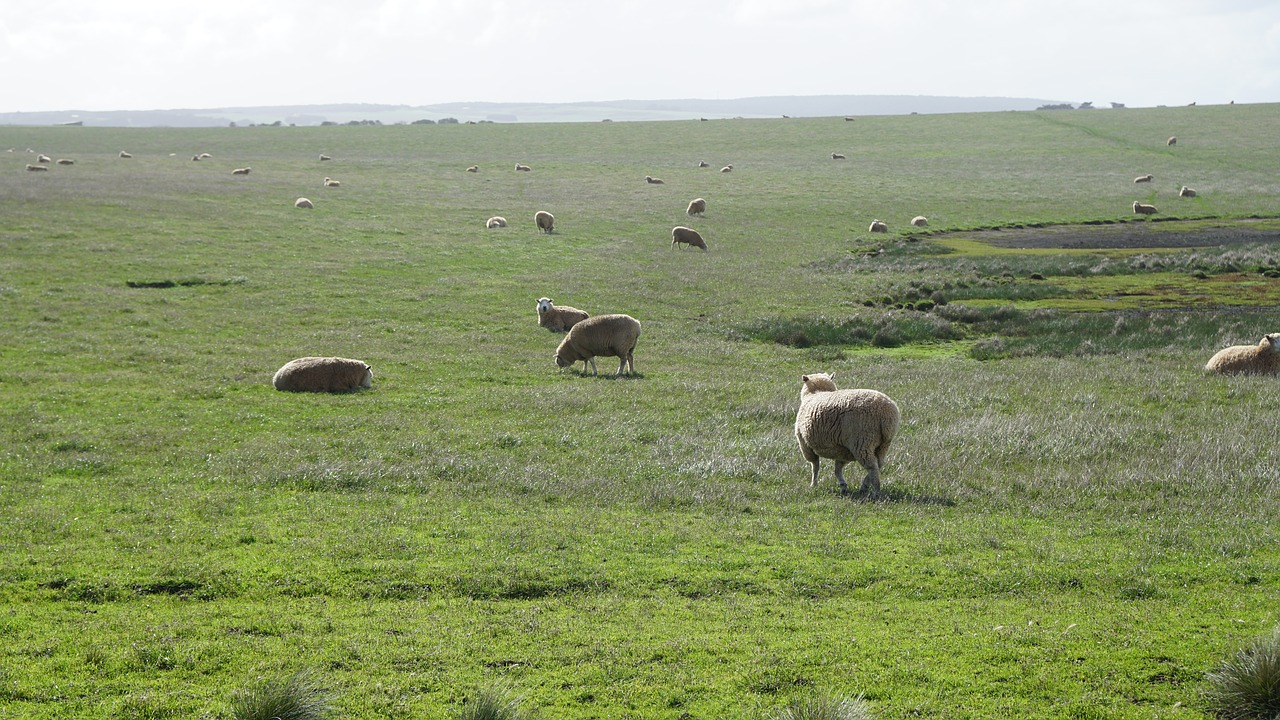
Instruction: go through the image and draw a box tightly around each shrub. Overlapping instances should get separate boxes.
[766,693,874,720]
[1205,626,1280,720]
[230,670,331,720]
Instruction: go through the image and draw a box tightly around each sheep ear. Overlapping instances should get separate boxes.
[801,375,809,382]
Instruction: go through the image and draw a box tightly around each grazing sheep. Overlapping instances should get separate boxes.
[645,175,665,184]
[56,159,74,165]
[295,198,314,209]
[119,151,133,158]
[1134,174,1154,183]
[535,210,554,234]
[515,163,532,172]
[868,220,888,233]
[1132,201,1158,215]
[272,356,372,392]
[831,152,846,160]
[794,372,900,496]
[536,297,590,332]
[671,226,707,251]
[319,154,332,161]
[37,154,51,163]
[720,165,733,173]
[323,177,340,187]
[1167,136,1177,146]
[910,216,928,227]
[686,197,706,216]
[486,216,507,228]
[1205,334,1280,376]
[554,314,641,376]
[698,160,711,168]
[1179,186,1197,198]
[231,167,251,175]
[466,165,479,172]
[24,164,48,172]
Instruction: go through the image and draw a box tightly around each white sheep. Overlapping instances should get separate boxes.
[295,198,314,209]
[645,175,665,184]
[515,163,532,172]
[536,297,589,332]
[535,210,554,234]
[686,197,706,216]
[323,177,340,187]
[794,372,900,496]
[56,159,75,165]
[671,226,707,251]
[1132,201,1158,215]
[25,164,48,172]
[36,154,51,163]
[319,154,332,161]
[198,153,212,159]
[720,165,733,173]
[231,167,251,175]
[910,216,928,227]
[119,151,133,158]
[1205,333,1280,376]
[831,152,846,160]
[1167,136,1177,146]
[868,220,888,233]
[486,216,508,229]
[1179,186,1197,198]
[697,160,711,168]
[466,165,479,172]
[554,314,641,376]
[272,356,372,392]
[1134,174,1154,183]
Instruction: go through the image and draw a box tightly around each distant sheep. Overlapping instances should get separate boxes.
[535,210,554,234]
[645,175,665,184]
[554,314,641,376]
[36,154,51,163]
[295,198,314,209]
[1179,186,1197,198]
[910,216,928,227]
[319,154,332,161]
[831,152,846,160]
[56,158,74,165]
[720,165,733,173]
[536,297,589,332]
[868,220,888,233]
[486,216,507,228]
[686,197,706,216]
[272,356,372,393]
[794,372,900,496]
[192,155,201,161]
[231,167,251,175]
[1205,333,1280,376]
[515,163,532,172]
[323,177,340,187]
[1167,136,1177,146]
[671,226,707,251]
[25,164,48,172]
[698,160,711,168]
[198,153,212,159]
[1132,201,1158,215]
[1134,174,1154,183]
[466,165,479,172]
[119,151,133,158]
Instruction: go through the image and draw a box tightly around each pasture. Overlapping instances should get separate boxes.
[1,104,1278,719]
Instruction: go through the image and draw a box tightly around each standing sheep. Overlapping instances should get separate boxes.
[1167,136,1177,146]
[671,226,707,250]
[794,372,900,496]
[554,314,642,376]
[1132,201,1158,215]
[868,220,888,233]
[486,216,507,228]
[272,356,372,392]
[1134,174,1154,183]
[910,216,928,227]
[535,210,555,234]
[1205,333,1280,376]
[686,197,706,216]
[536,297,590,332]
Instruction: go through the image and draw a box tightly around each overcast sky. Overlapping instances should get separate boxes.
[3,0,1278,113]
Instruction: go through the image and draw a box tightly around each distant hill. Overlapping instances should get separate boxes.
[0,94,1075,128]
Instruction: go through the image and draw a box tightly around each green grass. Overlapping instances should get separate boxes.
[1,105,1279,719]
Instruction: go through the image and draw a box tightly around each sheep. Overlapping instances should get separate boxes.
[466,165,479,172]
[686,197,706,216]
[671,226,707,251]
[868,220,888,233]
[1167,136,1177,146]
[794,372,900,496]
[554,314,641,376]
[272,356,372,392]
[1132,201,1158,215]
[910,216,928,227]
[1179,186,1197,198]
[485,216,507,229]
[24,164,48,172]
[720,165,733,173]
[36,154,51,163]
[535,210,554,234]
[323,177,340,187]
[515,163,532,172]
[319,154,332,161]
[536,297,590,332]
[831,152,846,160]
[192,155,201,161]
[56,159,75,165]
[645,175,665,184]
[231,167,251,175]
[1205,333,1280,376]
[198,153,212,159]
[1134,174,1154,183]
[697,160,711,168]
[295,197,314,209]
[119,151,133,158]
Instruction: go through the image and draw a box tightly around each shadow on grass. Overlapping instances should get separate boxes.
[837,486,956,507]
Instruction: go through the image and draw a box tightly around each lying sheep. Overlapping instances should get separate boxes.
[1167,136,1177,146]
[319,154,332,161]
[515,163,532,172]
[1134,174,1154,183]
[37,154,51,163]
[198,153,212,159]
[56,159,74,165]
[671,226,707,251]
[831,152,846,160]
[295,198,314,209]
[910,216,928,227]
[231,167,251,175]
[645,175,665,184]
[698,160,711,168]
[1132,201,1158,215]
[1205,333,1280,376]
[119,151,133,158]
[868,220,888,233]
[25,164,48,172]
[554,314,641,376]
[537,297,589,332]
[720,165,733,173]
[466,165,479,172]
[535,210,554,234]
[272,356,372,392]
[323,177,340,187]
[486,216,507,228]
[1179,186,1197,198]
[686,197,706,216]
[794,372,900,496]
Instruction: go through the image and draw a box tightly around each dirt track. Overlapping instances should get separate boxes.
[965,220,1280,250]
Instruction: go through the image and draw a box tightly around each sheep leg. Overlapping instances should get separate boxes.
[586,357,598,376]
[856,459,881,498]
[832,461,850,493]
[799,443,821,487]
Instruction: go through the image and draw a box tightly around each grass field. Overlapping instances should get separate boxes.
[1,104,1279,719]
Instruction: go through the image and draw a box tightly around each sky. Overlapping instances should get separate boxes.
[3,0,1279,113]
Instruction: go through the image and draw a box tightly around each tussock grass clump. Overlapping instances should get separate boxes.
[766,693,874,720]
[1205,627,1280,720]
[733,311,963,348]
[230,670,331,720]
[459,681,535,720]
